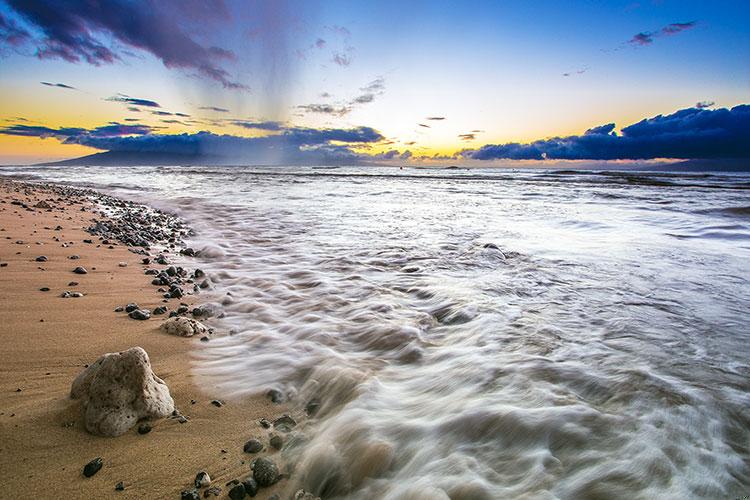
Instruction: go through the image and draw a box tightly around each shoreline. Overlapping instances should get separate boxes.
[0,179,291,499]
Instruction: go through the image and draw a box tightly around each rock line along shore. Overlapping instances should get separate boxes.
[0,178,312,499]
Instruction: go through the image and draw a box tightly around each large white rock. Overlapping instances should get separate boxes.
[70,347,174,437]
[160,316,209,337]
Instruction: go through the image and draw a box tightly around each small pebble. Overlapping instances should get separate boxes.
[83,457,103,477]
[243,439,263,453]
[194,471,211,488]
[137,423,151,434]
[72,266,87,274]
[115,481,125,491]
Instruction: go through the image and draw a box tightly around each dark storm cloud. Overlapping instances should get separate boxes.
[40,81,75,89]
[467,105,750,160]
[629,21,696,46]
[106,95,161,108]
[1,0,245,89]
[0,121,384,163]
[0,122,152,139]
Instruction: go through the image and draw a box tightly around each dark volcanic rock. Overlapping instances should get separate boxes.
[269,433,283,450]
[137,423,151,434]
[35,255,48,262]
[153,306,168,315]
[73,266,87,274]
[242,477,258,497]
[125,303,139,313]
[83,457,103,477]
[252,457,280,487]
[181,489,200,500]
[228,483,246,500]
[273,414,296,432]
[128,309,151,320]
[114,481,125,491]
[203,486,221,497]
[243,439,263,453]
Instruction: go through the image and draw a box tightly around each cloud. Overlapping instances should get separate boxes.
[151,111,173,116]
[418,123,431,128]
[296,103,351,116]
[232,120,285,131]
[0,120,385,164]
[467,105,750,160]
[353,93,374,104]
[426,116,445,121]
[629,21,697,46]
[0,122,152,140]
[315,38,326,49]
[40,81,76,90]
[332,52,352,66]
[0,10,30,47]
[458,133,476,141]
[1,0,245,89]
[199,106,230,113]
[696,101,714,109]
[106,95,161,108]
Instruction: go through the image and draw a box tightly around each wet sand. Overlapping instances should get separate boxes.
[0,179,287,499]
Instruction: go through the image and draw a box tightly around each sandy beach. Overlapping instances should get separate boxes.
[0,179,290,499]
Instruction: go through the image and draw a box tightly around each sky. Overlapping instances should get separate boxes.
[0,0,748,165]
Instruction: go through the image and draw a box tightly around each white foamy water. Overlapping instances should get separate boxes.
[4,166,750,498]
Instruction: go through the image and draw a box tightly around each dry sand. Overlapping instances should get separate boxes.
[0,179,288,499]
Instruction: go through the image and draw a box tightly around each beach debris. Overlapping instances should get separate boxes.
[194,471,211,488]
[72,266,87,274]
[228,483,246,500]
[83,457,103,477]
[252,457,280,487]
[70,346,174,436]
[160,316,209,337]
[243,439,263,453]
[128,308,151,320]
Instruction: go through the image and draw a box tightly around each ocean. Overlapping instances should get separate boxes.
[4,165,749,498]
